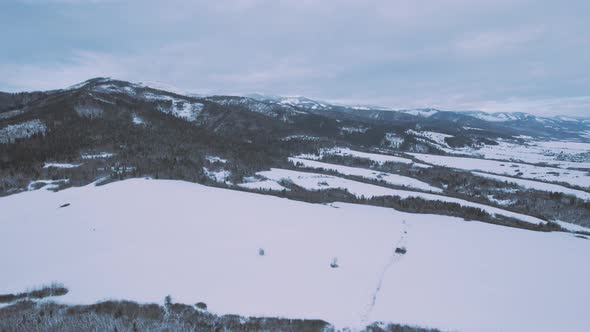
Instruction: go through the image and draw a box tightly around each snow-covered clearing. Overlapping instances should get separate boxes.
[143,93,204,121]
[0,179,587,331]
[0,109,24,120]
[406,130,453,148]
[281,135,320,141]
[81,152,114,159]
[238,179,289,191]
[43,163,82,169]
[401,109,438,117]
[472,172,590,201]
[27,179,69,191]
[132,114,145,125]
[409,153,590,189]
[0,119,47,143]
[384,133,404,148]
[453,140,590,169]
[257,168,545,224]
[205,156,228,164]
[298,148,431,168]
[203,168,231,184]
[289,157,441,193]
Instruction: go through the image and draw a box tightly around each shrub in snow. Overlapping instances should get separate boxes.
[395,247,407,255]
[330,257,339,268]
[164,295,172,308]
[259,248,265,256]
[0,283,68,304]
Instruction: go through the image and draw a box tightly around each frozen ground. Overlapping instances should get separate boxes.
[0,179,587,332]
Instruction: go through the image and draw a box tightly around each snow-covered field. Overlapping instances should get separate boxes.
[289,157,441,192]
[298,148,431,168]
[256,168,546,224]
[0,179,587,332]
[409,153,590,189]
[454,139,590,169]
[237,179,289,191]
[472,172,590,201]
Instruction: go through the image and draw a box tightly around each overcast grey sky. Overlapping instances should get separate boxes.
[1,0,589,115]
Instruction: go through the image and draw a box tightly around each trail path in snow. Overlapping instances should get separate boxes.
[360,220,409,325]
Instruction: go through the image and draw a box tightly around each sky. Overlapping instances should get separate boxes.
[1,0,589,116]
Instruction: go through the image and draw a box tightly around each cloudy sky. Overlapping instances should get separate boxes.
[1,0,589,115]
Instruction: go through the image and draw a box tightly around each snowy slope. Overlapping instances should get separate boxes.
[0,179,587,332]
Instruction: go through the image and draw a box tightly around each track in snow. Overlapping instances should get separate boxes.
[360,220,409,325]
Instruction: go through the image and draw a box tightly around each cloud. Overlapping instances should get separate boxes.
[454,26,543,56]
[1,0,589,116]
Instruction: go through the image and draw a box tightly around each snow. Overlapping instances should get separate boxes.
[27,179,69,191]
[1,178,587,332]
[406,130,453,148]
[553,220,590,233]
[143,93,204,121]
[0,109,24,120]
[81,152,114,159]
[281,135,321,141]
[409,153,590,189]
[467,111,521,122]
[453,139,590,169]
[74,105,103,118]
[132,114,145,125]
[238,180,290,191]
[0,119,47,143]
[463,126,484,131]
[136,81,197,96]
[205,156,228,164]
[289,157,442,193]
[401,109,438,117]
[203,168,231,184]
[472,172,590,201]
[301,147,431,168]
[277,96,326,109]
[486,195,516,206]
[341,126,368,134]
[384,133,404,148]
[43,163,82,169]
[258,168,546,225]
